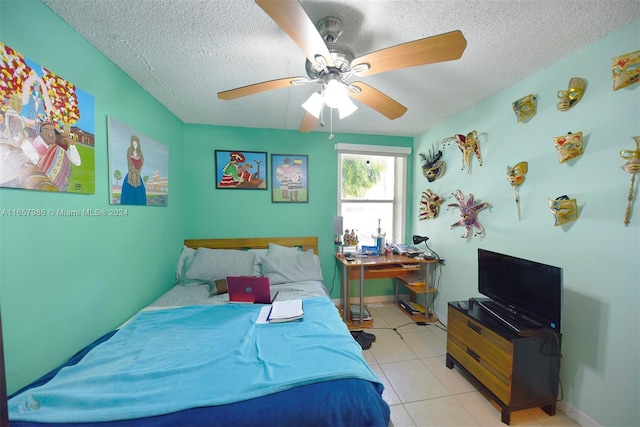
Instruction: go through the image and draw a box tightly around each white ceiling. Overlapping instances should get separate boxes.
[43,0,639,137]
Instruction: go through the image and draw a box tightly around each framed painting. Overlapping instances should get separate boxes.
[215,150,267,190]
[107,117,169,206]
[0,42,95,193]
[271,154,308,203]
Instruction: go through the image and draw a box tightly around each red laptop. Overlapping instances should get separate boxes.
[227,276,278,304]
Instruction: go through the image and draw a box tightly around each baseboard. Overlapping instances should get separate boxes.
[557,400,601,426]
[332,295,396,306]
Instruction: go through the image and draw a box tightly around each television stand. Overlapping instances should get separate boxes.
[446,301,561,425]
[470,298,522,335]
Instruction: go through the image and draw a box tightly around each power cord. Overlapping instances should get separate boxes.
[369,322,415,340]
[329,256,340,296]
[539,330,564,402]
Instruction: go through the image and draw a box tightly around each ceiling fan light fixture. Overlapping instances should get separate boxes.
[324,79,348,109]
[338,96,357,119]
[302,91,324,118]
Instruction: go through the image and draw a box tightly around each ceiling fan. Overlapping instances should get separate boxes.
[217,0,467,133]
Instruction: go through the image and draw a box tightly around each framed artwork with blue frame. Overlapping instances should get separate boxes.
[271,154,308,203]
[215,150,267,189]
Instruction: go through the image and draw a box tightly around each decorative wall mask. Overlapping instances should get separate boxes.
[442,130,482,174]
[553,131,584,163]
[548,195,578,226]
[620,136,640,226]
[419,189,446,220]
[448,190,490,238]
[557,77,587,111]
[512,94,537,122]
[612,50,640,91]
[419,144,446,182]
[506,161,528,220]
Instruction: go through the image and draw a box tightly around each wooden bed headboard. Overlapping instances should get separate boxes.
[184,237,318,254]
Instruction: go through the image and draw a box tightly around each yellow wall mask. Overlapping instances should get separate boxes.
[612,50,640,91]
[554,131,584,163]
[557,77,587,111]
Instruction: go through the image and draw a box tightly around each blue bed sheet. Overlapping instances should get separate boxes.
[9,297,390,426]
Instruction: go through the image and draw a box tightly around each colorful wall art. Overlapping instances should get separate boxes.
[442,130,482,173]
[108,117,169,206]
[506,161,528,220]
[553,131,584,163]
[612,50,640,90]
[0,42,95,193]
[557,77,587,111]
[548,195,578,226]
[512,94,537,122]
[620,136,640,225]
[419,189,446,220]
[215,150,267,190]
[448,190,490,238]
[419,144,446,182]
[271,154,308,203]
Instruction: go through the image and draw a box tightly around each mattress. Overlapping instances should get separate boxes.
[9,282,390,427]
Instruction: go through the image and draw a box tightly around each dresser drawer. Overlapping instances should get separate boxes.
[448,333,512,404]
[448,308,512,365]
[447,308,514,404]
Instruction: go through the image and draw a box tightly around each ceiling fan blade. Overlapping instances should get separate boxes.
[299,111,319,132]
[349,82,407,120]
[256,0,333,67]
[351,30,467,77]
[218,77,308,100]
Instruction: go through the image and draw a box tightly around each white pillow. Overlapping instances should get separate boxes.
[248,248,269,276]
[175,246,204,286]
[185,248,256,282]
[267,242,302,257]
[262,250,323,285]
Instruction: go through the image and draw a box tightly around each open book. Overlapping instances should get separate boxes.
[267,299,304,323]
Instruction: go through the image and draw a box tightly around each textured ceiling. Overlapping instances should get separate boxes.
[43,0,639,137]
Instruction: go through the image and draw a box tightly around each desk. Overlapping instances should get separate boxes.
[336,254,438,328]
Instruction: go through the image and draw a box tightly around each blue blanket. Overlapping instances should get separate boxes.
[9,297,382,423]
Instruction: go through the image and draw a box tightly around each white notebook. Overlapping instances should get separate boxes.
[267,299,304,323]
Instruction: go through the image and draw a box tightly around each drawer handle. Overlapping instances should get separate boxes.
[466,347,480,362]
[467,321,482,334]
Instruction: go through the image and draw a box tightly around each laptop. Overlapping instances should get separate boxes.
[227,276,278,304]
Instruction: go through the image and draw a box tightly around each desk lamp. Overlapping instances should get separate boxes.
[412,235,440,260]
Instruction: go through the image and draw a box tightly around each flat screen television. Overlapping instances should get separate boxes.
[478,249,562,333]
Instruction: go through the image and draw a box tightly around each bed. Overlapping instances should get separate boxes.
[8,237,390,427]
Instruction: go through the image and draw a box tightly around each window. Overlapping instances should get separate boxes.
[337,144,410,248]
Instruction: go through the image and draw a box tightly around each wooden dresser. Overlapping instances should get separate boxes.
[446,301,561,425]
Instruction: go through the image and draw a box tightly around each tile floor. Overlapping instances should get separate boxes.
[358,303,580,427]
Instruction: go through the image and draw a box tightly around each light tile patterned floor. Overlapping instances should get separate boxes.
[358,303,580,427]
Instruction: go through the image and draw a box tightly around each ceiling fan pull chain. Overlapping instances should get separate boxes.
[329,108,335,140]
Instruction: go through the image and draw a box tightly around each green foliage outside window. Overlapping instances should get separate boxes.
[341,157,385,198]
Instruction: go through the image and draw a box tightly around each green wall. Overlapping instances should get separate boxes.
[182,125,413,298]
[0,1,185,393]
[413,20,639,427]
